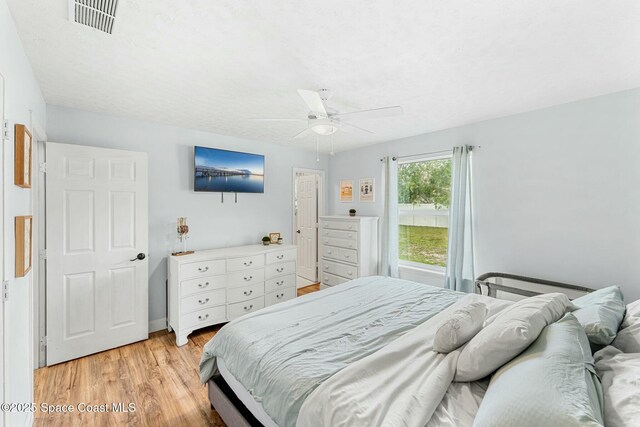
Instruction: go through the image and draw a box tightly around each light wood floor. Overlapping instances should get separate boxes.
[34,284,320,427]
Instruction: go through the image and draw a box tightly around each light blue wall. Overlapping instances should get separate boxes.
[329,89,640,302]
[46,105,329,325]
[1,0,47,424]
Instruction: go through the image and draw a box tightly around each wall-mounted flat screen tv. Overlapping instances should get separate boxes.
[194,146,265,193]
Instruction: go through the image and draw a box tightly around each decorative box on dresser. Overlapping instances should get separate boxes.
[319,215,379,289]
[168,244,297,346]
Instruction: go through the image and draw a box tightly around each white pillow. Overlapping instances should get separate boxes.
[621,298,640,329]
[612,323,640,353]
[454,293,574,382]
[594,346,640,427]
[433,302,487,353]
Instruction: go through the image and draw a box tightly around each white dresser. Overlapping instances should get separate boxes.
[168,244,297,346]
[319,216,379,289]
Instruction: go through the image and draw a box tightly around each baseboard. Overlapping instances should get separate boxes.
[23,411,34,427]
[149,317,167,333]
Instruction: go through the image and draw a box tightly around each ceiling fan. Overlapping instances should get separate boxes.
[252,89,403,139]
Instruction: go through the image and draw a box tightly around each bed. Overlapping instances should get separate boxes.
[199,274,618,427]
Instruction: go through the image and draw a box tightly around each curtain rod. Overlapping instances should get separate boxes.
[380,145,477,162]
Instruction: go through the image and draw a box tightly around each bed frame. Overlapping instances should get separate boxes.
[208,272,595,426]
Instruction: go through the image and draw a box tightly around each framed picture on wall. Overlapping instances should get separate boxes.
[14,124,32,188]
[339,180,353,202]
[359,178,375,202]
[15,215,33,277]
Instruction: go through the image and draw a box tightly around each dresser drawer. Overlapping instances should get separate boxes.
[322,246,358,264]
[265,287,296,307]
[180,259,226,279]
[181,305,226,330]
[227,268,265,287]
[265,274,296,293]
[321,272,350,287]
[227,296,265,320]
[227,254,265,272]
[266,249,296,265]
[227,282,264,304]
[320,228,358,240]
[321,259,357,280]
[321,220,359,232]
[181,289,226,313]
[265,261,296,279]
[321,236,358,250]
[181,275,227,296]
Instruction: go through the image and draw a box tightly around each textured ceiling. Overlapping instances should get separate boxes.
[7,0,640,152]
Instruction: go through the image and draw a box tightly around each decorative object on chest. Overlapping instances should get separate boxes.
[319,216,379,289]
[172,217,194,256]
[168,244,297,346]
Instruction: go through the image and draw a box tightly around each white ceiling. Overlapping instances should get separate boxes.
[7,0,640,152]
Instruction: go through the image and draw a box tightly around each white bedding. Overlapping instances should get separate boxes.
[297,295,511,427]
[218,358,278,427]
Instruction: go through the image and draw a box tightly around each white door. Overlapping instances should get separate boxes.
[0,71,5,427]
[296,174,318,281]
[46,142,148,365]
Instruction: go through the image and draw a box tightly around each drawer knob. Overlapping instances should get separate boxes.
[198,298,210,305]
[327,250,332,254]
[244,290,253,296]
[276,281,283,286]
[324,265,328,270]
[244,276,253,281]
[348,225,353,229]
[276,293,284,299]
[348,272,353,276]
[244,304,253,311]
[276,254,284,259]
[198,314,210,321]
[198,282,210,288]
[344,255,350,259]
[243,260,253,266]
[276,267,284,273]
[198,266,209,272]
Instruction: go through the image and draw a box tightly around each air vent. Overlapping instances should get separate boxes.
[69,0,119,34]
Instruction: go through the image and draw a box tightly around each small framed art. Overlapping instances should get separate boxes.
[269,232,281,244]
[14,124,32,188]
[339,180,353,202]
[15,215,33,277]
[359,178,375,202]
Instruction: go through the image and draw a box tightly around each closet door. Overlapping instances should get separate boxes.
[45,142,148,365]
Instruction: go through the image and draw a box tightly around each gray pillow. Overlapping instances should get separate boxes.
[573,286,625,345]
[455,293,573,382]
[433,302,487,353]
[474,314,604,427]
[594,346,640,427]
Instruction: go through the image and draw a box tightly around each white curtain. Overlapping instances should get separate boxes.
[445,146,475,293]
[380,156,399,277]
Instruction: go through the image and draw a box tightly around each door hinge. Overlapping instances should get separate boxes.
[2,120,9,142]
[40,336,47,350]
[39,162,47,173]
[39,249,47,260]
[2,281,9,302]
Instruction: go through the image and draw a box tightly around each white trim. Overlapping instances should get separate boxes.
[398,152,452,164]
[398,259,446,273]
[30,116,46,371]
[149,318,167,333]
[0,69,6,427]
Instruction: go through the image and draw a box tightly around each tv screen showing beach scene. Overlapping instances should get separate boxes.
[194,146,265,193]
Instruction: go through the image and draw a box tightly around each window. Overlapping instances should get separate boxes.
[398,156,452,269]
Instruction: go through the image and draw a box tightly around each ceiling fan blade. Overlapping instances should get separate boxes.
[332,106,403,121]
[292,128,314,139]
[338,121,373,136]
[250,118,306,122]
[297,89,328,116]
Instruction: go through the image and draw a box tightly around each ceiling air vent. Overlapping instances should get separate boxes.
[69,0,119,34]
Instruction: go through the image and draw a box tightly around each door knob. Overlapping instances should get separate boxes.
[130,253,146,261]
[296,230,301,234]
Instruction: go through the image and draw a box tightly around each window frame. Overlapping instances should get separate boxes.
[397,153,452,273]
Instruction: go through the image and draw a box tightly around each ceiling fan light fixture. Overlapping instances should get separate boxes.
[311,123,339,136]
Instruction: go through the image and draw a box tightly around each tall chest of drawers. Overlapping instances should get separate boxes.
[319,216,379,289]
[168,244,297,346]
